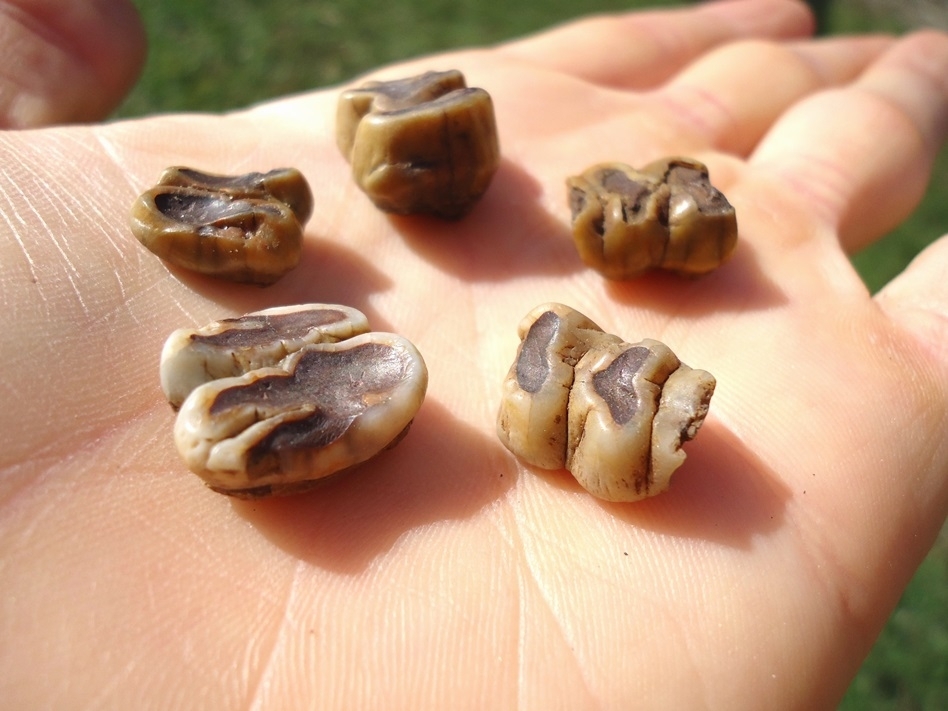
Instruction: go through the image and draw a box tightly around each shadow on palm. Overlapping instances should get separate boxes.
[233,399,516,573]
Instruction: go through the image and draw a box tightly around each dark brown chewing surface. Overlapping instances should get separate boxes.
[210,344,405,416]
[516,310,558,394]
[567,187,588,218]
[157,166,314,225]
[566,157,736,279]
[153,190,281,230]
[666,164,733,217]
[209,344,408,479]
[599,168,651,216]
[364,70,467,113]
[173,168,274,191]
[193,309,349,349]
[591,346,650,425]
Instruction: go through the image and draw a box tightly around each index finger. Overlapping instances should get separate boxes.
[498,0,814,90]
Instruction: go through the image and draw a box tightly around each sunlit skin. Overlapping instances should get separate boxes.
[1,0,947,708]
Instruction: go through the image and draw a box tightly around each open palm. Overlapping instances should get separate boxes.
[3,1,947,708]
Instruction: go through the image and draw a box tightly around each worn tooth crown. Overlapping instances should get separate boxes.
[156,166,314,226]
[175,333,427,497]
[161,304,427,498]
[160,304,371,410]
[567,157,737,279]
[336,69,500,219]
[130,166,313,285]
[497,302,715,502]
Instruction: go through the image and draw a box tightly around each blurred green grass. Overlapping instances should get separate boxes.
[116,0,683,117]
[118,1,947,707]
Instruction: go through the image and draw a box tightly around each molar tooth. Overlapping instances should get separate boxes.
[161,305,427,498]
[567,157,737,279]
[337,69,500,219]
[497,302,715,502]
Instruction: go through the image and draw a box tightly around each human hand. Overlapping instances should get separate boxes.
[0,0,144,128]
[2,0,947,708]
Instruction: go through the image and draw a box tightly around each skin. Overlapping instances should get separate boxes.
[0,0,145,127]
[1,0,947,708]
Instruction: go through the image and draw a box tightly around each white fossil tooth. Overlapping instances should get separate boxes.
[497,303,715,502]
[160,303,371,410]
[174,332,428,498]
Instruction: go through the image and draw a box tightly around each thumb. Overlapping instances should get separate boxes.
[0,0,145,128]
[878,235,948,367]
[875,234,948,517]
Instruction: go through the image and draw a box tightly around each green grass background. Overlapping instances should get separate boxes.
[116,1,947,707]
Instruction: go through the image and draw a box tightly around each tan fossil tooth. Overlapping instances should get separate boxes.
[337,69,500,219]
[567,157,737,279]
[131,166,312,285]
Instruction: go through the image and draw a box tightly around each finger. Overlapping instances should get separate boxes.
[870,236,948,574]
[498,0,814,91]
[652,35,892,155]
[877,235,948,372]
[0,0,146,128]
[750,30,948,252]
